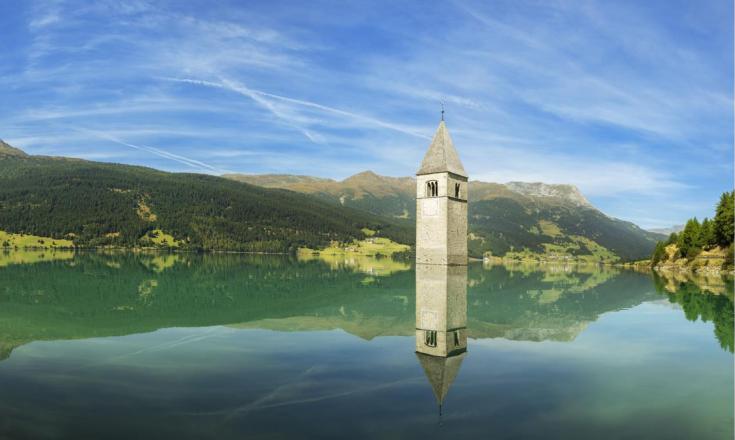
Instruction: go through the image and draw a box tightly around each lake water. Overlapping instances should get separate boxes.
[0,252,732,439]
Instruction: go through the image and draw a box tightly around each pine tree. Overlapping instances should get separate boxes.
[677,218,702,259]
[700,218,715,249]
[666,232,678,245]
[714,191,734,247]
[651,241,666,265]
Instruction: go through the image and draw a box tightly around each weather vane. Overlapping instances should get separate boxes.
[441,101,445,121]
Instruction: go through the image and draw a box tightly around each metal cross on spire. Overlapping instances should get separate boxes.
[441,101,445,121]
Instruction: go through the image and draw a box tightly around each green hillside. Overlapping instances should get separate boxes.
[0,143,411,252]
[0,140,27,157]
[227,172,663,261]
[468,182,662,261]
[0,140,661,259]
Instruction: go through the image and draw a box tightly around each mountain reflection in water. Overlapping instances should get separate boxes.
[0,252,732,439]
[0,252,731,359]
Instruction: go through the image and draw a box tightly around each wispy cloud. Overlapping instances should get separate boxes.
[28,12,60,30]
[70,127,228,174]
[473,152,687,197]
[453,1,732,143]
[164,76,431,140]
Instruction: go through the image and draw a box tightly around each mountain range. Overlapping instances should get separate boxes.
[648,225,685,235]
[0,140,662,260]
[227,171,663,261]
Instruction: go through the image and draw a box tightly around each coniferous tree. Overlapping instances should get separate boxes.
[652,191,735,263]
[677,218,702,259]
[651,241,666,265]
[666,232,678,245]
[714,191,734,247]
[700,218,715,249]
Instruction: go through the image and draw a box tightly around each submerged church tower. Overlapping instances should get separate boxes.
[416,120,468,266]
[415,117,469,414]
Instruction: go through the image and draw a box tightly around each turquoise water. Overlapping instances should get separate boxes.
[0,253,732,439]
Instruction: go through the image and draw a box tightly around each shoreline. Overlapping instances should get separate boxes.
[1,246,292,255]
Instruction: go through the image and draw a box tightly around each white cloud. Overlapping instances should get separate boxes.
[29,12,60,29]
[163,76,431,140]
[474,156,686,197]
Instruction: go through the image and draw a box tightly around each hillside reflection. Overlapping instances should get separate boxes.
[0,252,730,360]
[653,272,734,352]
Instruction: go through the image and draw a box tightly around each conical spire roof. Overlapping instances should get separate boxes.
[416,352,467,404]
[416,121,467,177]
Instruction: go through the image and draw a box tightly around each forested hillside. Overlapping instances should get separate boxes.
[0,140,664,260]
[0,144,411,252]
[228,172,663,261]
[467,187,661,261]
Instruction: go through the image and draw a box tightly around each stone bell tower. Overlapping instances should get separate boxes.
[416,119,468,265]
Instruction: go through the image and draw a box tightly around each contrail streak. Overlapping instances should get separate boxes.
[163,77,322,144]
[163,76,431,140]
[71,126,226,174]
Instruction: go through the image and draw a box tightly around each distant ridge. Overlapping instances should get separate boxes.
[222,173,331,188]
[227,171,663,261]
[228,173,593,207]
[648,224,684,235]
[504,182,592,207]
[0,138,662,260]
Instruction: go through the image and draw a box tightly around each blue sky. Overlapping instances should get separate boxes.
[0,0,732,229]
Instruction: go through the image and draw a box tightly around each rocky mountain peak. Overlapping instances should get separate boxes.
[504,182,592,207]
[343,170,381,182]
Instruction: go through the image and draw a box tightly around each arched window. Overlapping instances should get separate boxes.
[426,180,438,197]
[454,183,461,198]
[424,330,437,347]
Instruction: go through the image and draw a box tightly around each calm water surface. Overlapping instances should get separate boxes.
[0,252,732,439]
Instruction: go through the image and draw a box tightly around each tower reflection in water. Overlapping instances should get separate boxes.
[415,264,468,414]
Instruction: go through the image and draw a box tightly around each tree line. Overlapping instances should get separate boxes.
[652,191,734,264]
